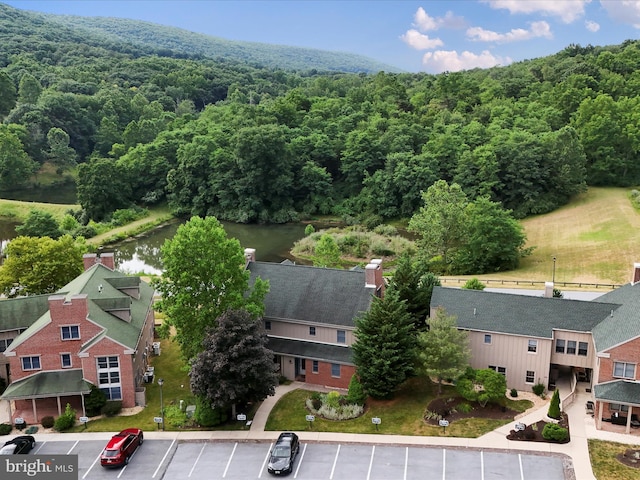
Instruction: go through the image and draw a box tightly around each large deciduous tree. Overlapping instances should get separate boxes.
[352,291,417,399]
[456,368,507,407]
[154,216,269,362]
[417,308,470,395]
[0,235,87,297]
[77,158,132,221]
[15,210,62,239]
[190,308,278,417]
[313,234,340,268]
[0,129,37,190]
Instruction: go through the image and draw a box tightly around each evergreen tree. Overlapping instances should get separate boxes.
[313,233,341,268]
[352,290,417,399]
[548,389,561,419]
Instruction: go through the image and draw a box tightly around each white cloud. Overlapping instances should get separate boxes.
[601,0,640,29]
[467,21,552,43]
[413,7,466,31]
[484,0,590,23]
[585,20,600,31]
[422,50,512,72]
[401,29,444,50]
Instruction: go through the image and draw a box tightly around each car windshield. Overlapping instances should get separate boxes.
[0,444,15,455]
[272,446,290,458]
[102,449,119,457]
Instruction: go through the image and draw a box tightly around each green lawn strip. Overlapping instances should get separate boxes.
[588,439,640,480]
[0,198,78,222]
[87,204,173,247]
[265,378,529,438]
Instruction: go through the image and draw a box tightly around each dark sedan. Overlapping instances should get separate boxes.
[267,432,299,475]
[0,435,36,455]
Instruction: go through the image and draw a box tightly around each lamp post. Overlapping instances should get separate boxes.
[552,256,557,283]
[157,378,164,431]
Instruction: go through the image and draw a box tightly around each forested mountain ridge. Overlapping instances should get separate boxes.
[1,0,640,245]
[0,3,399,73]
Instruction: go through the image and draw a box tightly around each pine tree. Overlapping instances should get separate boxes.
[548,389,561,419]
[352,290,417,399]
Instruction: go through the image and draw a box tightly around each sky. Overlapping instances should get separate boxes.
[4,0,640,73]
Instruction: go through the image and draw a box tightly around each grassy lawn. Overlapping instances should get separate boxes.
[588,440,640,480]
[0,198,78,222]
[265,377,532,438]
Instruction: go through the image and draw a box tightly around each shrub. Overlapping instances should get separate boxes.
[346,375,367,406]
[101,401,122,417]
[510,388,518,398]
[54,404,77,432]
[547,389,561,419]
[304,224,315,236]
[457,403,473,414]
[372,224,398,236]
[164,404,188,428]
[194,396,228,427]
[462,278,486,290]
[325,391,342,409]
[0,423,11,435]
[41,416,55,429]
[84,385,107,417]
[542,423,568,442]
[532,383,545,397]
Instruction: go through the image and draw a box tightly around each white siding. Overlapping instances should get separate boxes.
[550,330,595,368]
[266,320,355,345]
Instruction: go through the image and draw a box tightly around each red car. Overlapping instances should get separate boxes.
[100,428,143,467]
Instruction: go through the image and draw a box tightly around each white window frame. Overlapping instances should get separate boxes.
[60,353,72,368]
[312,360,319,373]
[578,342,588,356]
[525,370,535,384]
[566,340,576,354]
[21,356,41,371]
[309,326,316,336]
[555,339,565,353]
[528,339,537,353]
[0,338,12,352]
[331,363,341,378]
[484,334,492,344]
[97,355,122,400]
[610,403,629,413]
[61,325,80,340]
[613,361,635,379]
[337,330,346,344]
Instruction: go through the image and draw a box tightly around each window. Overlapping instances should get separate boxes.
[484,334,492,344]
[578,342,588,356]
[528,339,537,353]
[97,356,122,400]
[525,370,535,384]
[264,321,271,331]
[312,360,319,373]
[0,338,12,352]
[331,363,341,378]
[21,356,41,370]
[309,327,316,336]
[566,341,576,354]
[337,330,346,344]
[488,365,506,376]
[61,353,72,368]
[610,403,629,413]
[61,325,80,340]
[614,362,636,379]
[555,339,565,353]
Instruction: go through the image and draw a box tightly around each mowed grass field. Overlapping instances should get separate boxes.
[452,187,640,286]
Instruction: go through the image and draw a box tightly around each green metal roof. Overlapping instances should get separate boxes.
[430,286,619,338]
[0,295,51,332]
[1,369,92,400]
[248,262,373,327]
[593,380,640,406]
[268,337,353,365]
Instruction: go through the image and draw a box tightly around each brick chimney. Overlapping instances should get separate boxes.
[83,252,115,271]
[244,248,256,265]
[365,259,385,297]
[544,281,554,298]
[632,263,640,285]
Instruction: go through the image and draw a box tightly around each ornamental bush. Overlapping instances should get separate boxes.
[346,375,367,406]
[547,389,561,419]
[41,416,55,429]
[542,423,568,442]
[0,423,11,435]
[532,383,545,397]
[101,401,122,417]
[54,403,76,432]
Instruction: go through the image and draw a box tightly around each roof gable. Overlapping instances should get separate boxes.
[591,282,640,351]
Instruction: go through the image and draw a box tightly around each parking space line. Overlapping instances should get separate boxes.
[519,453,524,480]
[34,442,46,454]
[258,442,273,478]
[329,444,341,479]
[481,450,484,480]
[188,442,207,477]
[294,443,307,478]
[116,463,127,478]
[404,447,408,480]
[152,438,176,478]
[67,440,79,454]
[223,442,238,478]
[366,445,375,480]
[81,454,102,479]
[442,449,446,480]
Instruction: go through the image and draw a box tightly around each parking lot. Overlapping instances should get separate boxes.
[30,438,569,480]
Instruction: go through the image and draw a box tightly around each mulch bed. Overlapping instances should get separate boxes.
[506,412,570,443]
[617,449,640,469]
[424,396,517,425]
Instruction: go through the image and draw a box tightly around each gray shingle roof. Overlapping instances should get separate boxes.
[591,282,640,352]
[0,295,51,332]
[1,369,92,400]
[594,380,640,406]
[430,286,619,338]
[248,262,373,327]
[268,337,353,364]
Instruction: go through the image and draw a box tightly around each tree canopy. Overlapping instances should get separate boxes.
[153,216,268,362]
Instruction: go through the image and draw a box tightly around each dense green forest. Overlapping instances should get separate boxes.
[1,3,640,226]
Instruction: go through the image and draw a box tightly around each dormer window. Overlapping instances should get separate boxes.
[61,325,80,340]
